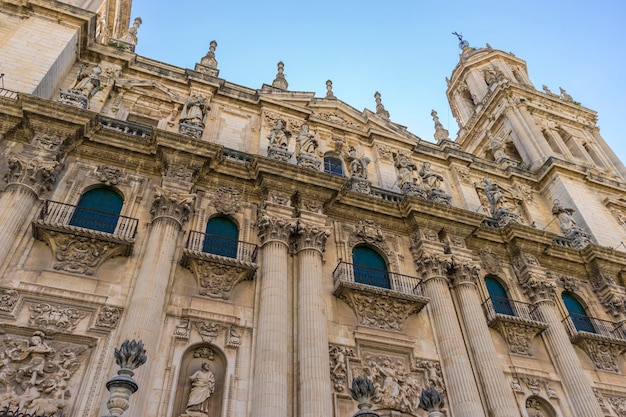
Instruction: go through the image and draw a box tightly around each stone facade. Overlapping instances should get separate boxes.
[1,2,626,417]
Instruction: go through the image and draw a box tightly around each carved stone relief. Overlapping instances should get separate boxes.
[489,320,546,356]
[328,344,356,392]
[479,249,502,275]
[93,306,122,331]
[150,186,195,225]
[96,165,125,186]
[574,338,625,373]
[0,330,92,414]
[0,289,20,314]
[195,322,223,343]
[453,166,471,184]
[607,396,626,417]
[212,186,242,215]
[35,230,131,275]
[225,326,241,349]
[256,211,296,244]
[184,258,256,300]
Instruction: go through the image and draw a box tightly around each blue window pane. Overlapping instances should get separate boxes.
[485,276,514,316]
[352,246,390,289]
[562,293,595,333]
[324,156,344,176]
[69,188,123,234]
[204,217,238,258]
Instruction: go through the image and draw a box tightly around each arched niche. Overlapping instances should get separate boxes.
[526,396,557,417]
[173,344,226,417]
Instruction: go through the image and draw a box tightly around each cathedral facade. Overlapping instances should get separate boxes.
[1,1,626,417]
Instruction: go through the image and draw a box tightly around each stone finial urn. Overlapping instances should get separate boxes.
[349,376,380,417]
[419,386,446,417]
[103,339,147,417]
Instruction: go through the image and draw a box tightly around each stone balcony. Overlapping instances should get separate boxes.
[562,314,626,372]
[32,200,138,275]
[332,262,429,332]
[181,230,258,300]
[482,296,548,356]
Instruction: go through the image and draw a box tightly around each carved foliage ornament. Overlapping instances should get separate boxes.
[479,249,501,275]
[607,396,626,417]
[213,186,241,215]
[29,303,86,334]
[0,288,20,313]
[94,306,122,330]
[184,258,255,300]
[97,165,124,186]
[195,321,223,343]
[4,154,60,196]
[256,211,296,244]
[575,338,625,373]
[448,259,480,286]
[490,321,545,356]
[293,222,330,252]
[150,185,196,225]
[0,331,90,414]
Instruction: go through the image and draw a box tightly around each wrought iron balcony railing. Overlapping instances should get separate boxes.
[562,313,626,342]
[185,230,258,264]
[35,200,138,240]
[482,296,545,324]
[333,262,424,297]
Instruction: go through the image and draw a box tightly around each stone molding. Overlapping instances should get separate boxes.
[512,254,556,302]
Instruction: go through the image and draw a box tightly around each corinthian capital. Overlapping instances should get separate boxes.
[4,154,60,196]
[415,254,451,281]
[256,210,296,244]
[448,258,480,287]
[150,185,196,226]
[293,221,330,252]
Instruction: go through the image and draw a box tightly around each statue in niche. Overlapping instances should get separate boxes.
[180,96,208,127]
[267,119,292,148]
[69,64,102,99]
[185,362,215,414]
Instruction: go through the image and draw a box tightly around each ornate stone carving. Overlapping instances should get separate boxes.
[97,165,124,186]
[395,154,426,198]
[481,178,521,226]
[166,166,194,183]
[266,118,293,161]
[36,230,130,275]
[150,186,196,225]
[0,289,19,313]
[28,303,86,334]
[489,320,546,356]
[329,344,355,392]
[374,92,390,120]
[271,61,288,89]
[267,190,291,207]
[184,259,256,299]
[414,359,445,393]
[336,288,425,331]
[293,222,330,252]
[195,321,222,343]
[0,331,91,414]
[453,166,471,184]
[479,249,501,275]
[354,220,383,245]
[574,338,626,373]
[376,144,394,162]
[256,211,296,244]
[315,112,356,128]
[295,123,321,169]
[447,259,480,286]
[179,95,208,139]
[419,162,452,205]
[225,326,241,349]
[4,153,60,196]
[558,275,580,292]
[345,146,370,180]
[213,186,242,215]
[417,255,451,281]
[607,396,626,417]
[94,306,122,330]
[174,318,191,340]
[518,272,556,302]
[551,200,592,248]
[593,389,610,413]
[59,64,101,109]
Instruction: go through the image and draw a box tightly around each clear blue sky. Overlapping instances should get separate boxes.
[131,1,625,163]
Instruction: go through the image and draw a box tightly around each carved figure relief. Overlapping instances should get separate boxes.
[179,95,208,139]
[59,64,102,109]
[481,178,521,226]
[0,331,90,414]
[295,123,321,169]
[329,344,355,392]
[266,119,293,162]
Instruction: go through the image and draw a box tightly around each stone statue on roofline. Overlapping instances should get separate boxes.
[551,199,592,248]
[295,123,321,169]
[179,95,209,139]
[58,64,102,109]
[267,118,293,162]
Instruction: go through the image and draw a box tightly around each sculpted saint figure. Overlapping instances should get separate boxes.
[71,65,102,98]
[180,96,208,126]
[419,162,444,190]
[295,123,318,155]
[267,119,292,148]
[186,362,215,414]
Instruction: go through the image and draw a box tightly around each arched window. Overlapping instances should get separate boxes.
[485,276,514,316]
[324,155,344,177]
[562,292,595,333]
[203,216,238,258]
[352,245,390,289]
[69,188,123,234]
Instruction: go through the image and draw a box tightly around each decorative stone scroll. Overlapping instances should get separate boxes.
[0,330,91,414]
[93,305,122,331]
[488,320,547,356]
[0,288,20,313]
[28,302,86,334]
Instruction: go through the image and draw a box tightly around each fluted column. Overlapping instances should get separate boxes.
[0,135,64,271]
[251,211,295,417]
[514,254,603,417]
[449,260,519,417]
[122,185,195,417]
[418,255,485,417]
[294,221,332,417]
[504,104,544,164]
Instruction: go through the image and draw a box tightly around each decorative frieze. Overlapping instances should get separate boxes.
[28,302,86,334]
[150,185,196,225]
[195,321,223,343]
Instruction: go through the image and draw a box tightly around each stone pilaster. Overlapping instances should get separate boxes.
[0,134,65,271]
[251,209,296,417]
[448,259,519,417]
[416,254,485,417]
[293,220,332,417]
[513,254,604,417]
[121,184,195,417]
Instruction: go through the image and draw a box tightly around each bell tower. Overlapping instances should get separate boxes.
[446,36,626,180]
